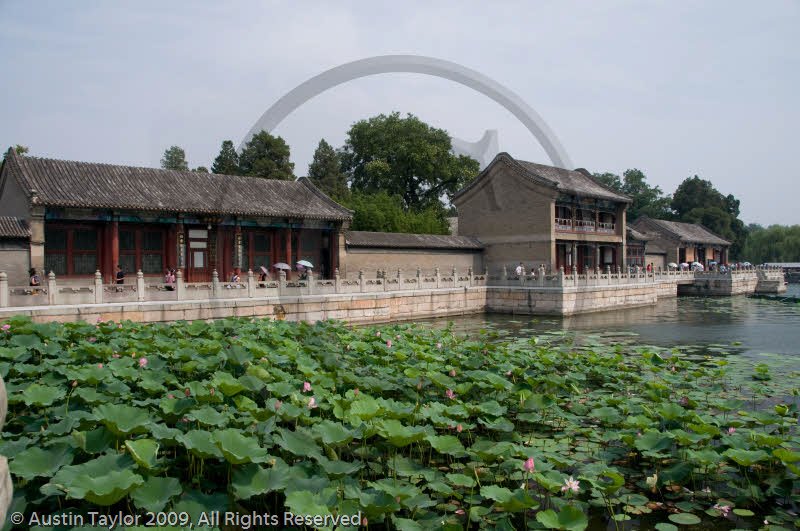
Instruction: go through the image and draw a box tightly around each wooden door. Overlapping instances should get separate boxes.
[186,228,211,282]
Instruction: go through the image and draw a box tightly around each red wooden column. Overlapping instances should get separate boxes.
[166,223,177,272]
[110,218,119,282]
[285,227,292,280]
[234,224,242,274]
[176,220,185,275]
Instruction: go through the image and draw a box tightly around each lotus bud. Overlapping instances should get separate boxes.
[185,388,191,397]
[72,380,78,387]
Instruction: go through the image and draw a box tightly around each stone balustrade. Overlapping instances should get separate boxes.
[0,267,490,309]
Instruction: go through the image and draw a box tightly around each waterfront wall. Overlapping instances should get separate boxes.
[0,266,785,324]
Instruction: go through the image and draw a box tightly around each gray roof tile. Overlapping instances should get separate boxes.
[345,231,484,250]
[634,217,731,246]
[2,148,353,221]
[0,216,30,238]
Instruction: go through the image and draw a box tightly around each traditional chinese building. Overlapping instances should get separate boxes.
[630,216,730,267]
[453,152,632,274]
[0,148,352,284]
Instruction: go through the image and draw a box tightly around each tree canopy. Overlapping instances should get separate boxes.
[672,176,746,258]
[592,169,671,221]
[340,112,479,211]
[343,191,450,234]
[160,146,189,171]
[740,225,800,263]
[211,140,239,175]
[237,131,295,180]
[307,139,349,201]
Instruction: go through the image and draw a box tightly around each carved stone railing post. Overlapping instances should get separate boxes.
[416,267,422,290]
[279,269,286,295]
[247,269,255,298]
[519,265,525,286]
[359,270,365,293]
[176,269,185,300]
[307,269,314,295]
[502,265,508,282]
[452,267,457,287]
[435,267,441,289]
[212,269,220,298]
[397,268,402,289]
[0,272,7,307]
[136,270,145,302]
[538,265,545,287]
[334,268,341,293]
[47,271,57,305]
[94,270,103,304]
[0,374,12,523]
[467,266,473,287]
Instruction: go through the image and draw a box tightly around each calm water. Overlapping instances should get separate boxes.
[419,287,800,386]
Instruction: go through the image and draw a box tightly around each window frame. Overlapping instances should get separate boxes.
[44,224,101,277]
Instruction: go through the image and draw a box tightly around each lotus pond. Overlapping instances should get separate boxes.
[0,307,798,530]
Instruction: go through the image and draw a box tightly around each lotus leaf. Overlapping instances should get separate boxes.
[274,428,323,460]
[93,404,151,436]
[232,463,290,499]
[312,420,355,446]
[536,505,589,530]
[125,439,160,470]
[129,476,182,512]
[186,406,230,427]
[667,513,701,525]
[177,430,223,459]
[172,490,230,526]
[211,371,247,396]
[723,448,769,466]
[21,383,65,407]
[10,444,73,479]
[211,428,270,464]
[45,453,144,505]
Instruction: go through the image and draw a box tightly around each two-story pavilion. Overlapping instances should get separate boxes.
[453,153,632,274]
[630,216,730,267]
[0,148,352,284]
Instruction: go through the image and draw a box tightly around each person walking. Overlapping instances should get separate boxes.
[116,265,125,284]
[515,262,523,276]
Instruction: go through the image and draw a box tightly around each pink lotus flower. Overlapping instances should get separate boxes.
[396,334,401,339]
[458,354,462,359]
[354,388,359,395]
[1,324,10,331]
[671,366,676,372]
[437,342,442,349]
[455,509,465,515]
[169,394,174,399]
[728,427,736,434]
[97,317,103,323]
[97,363,103,369]
[417,381,422,389]
[274,400,282,409]
[457,424,463,433]
[387,340,392,348]
[209,388,214,394]
[181,418,188,422]
[303,382,312,392]
[712,504,731,517]
[376,331,381,337]
[72,381,78,387]
[88,337,96,342]
[637,432,642,436]
[138,357,147,368]
[523,457,535,472]
[561,476,580,493]
[184,388,191,397]
[506,370,512,376]
[308,397,318,409]
[450,369,456,377]
[112,354,120,358]
[118,324,122,329]
[346,344,351,350]
[680,397,688,405]
[446,389,455,400]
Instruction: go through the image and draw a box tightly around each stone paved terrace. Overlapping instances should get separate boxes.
[0,265,785,323]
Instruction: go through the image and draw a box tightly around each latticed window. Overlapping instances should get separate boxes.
[117,227,166,275]
[44,225,99,276]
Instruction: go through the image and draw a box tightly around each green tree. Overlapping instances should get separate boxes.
[307,139,349,201]
[621,169,672,221]
[211,140,240,175]
[237,131,295,180]
[341,191,450,234]
[192,166,209,173]
[739,225,800,263]
[340,112,479,210]
[672,175,747,258]
[592,169,671,221]
[160,146,189,171]
[14,145,29,155]
[592,172,623,192]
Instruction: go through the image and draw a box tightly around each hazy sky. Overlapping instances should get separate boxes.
[1,1,797,225]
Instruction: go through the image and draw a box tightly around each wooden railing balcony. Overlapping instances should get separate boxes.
[574,219,596,232]
[555,218,573,231]
[597,222,616,233]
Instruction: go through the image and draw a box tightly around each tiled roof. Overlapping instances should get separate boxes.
[646,244,667,254]
[634,216,730,246]
[344,231,484,250]
[0,216,30,238]
[453,153,631,204]
[2,148,353,221]
[627,227,648,242]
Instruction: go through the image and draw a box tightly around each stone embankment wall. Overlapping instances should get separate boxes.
[487,283,659,316]
[755,269,787,294]
[679,271,759,296]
